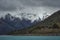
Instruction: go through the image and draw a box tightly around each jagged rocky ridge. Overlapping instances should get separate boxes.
[8,10,60,35]
[0,13,41,35]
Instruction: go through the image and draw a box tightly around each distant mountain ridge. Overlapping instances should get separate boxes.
[0,19,15,34]
[0,13,41,34]
[8,10,60,35]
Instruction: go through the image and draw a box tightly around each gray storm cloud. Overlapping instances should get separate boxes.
[0,0,24,11]
[0,0,60,20]
[0,0,16,11]
[0,0,60,11]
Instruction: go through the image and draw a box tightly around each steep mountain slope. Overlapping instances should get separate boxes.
[8,10,60,35]
[0,19,15,35]
[39,10,60,26]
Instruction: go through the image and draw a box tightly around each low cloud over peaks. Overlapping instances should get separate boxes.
[0,0,60,20]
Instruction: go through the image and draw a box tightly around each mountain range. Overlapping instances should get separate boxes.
[8,10,60,36]
[0,13,41,35]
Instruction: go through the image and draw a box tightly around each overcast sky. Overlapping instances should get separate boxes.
[0,0,60,20]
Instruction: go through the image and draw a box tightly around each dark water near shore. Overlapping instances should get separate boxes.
[0,36,60,40]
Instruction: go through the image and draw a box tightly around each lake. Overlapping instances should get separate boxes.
[0,36,60,40]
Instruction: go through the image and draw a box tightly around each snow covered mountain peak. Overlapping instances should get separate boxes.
[2,13,41,23]
[15,13,41,22]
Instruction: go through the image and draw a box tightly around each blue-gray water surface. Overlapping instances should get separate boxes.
[0,36,60,40]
